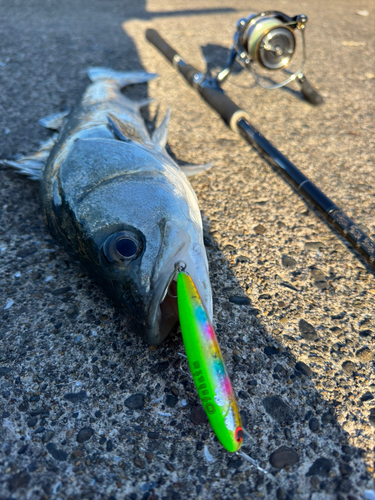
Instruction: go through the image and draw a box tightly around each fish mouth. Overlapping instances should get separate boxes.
[146,260,211,346]
[149,270,180,345]
[159,279,179,333]
[147,263,185,345]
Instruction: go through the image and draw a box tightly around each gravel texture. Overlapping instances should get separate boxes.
[0,1,375,499]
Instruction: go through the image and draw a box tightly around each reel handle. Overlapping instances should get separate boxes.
[297,74,324,105]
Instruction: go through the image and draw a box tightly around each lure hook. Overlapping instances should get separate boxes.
[160,261,188,302]
[236,449,276,481]
[167,261,187,298]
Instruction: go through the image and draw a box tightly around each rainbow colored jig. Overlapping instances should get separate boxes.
[177,270,243,452]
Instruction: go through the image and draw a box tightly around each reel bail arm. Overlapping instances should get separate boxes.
[146,28,375,272]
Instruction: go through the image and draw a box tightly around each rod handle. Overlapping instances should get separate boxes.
[199,84,249,132]
[146,29,201,85]
[146,28,177,64]
[146,29,248,132]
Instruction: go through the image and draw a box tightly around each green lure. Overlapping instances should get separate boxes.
[177,271,243,452]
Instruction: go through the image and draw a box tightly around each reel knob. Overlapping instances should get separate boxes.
[243,17,296,70]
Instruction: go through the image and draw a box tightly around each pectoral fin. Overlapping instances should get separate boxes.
[152,108,170,149]
[39,109,71,130]
[107,114,131,142]
[179,163,213,177]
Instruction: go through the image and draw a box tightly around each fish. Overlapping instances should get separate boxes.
[2,67,213,345]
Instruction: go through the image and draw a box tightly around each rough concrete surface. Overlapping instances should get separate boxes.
[0,1,375,499]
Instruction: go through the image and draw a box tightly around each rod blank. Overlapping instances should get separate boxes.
[146,29,375,272]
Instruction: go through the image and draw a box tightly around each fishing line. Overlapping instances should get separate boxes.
[237,449,276,481]
[241,426,256,444]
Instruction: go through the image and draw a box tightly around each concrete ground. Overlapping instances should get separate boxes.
[0,0,374,499]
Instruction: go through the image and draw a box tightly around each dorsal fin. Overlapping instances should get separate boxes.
[152,108,170,148]
[87,67,158,87]
[107,115,130,142]
[136,98,154,110]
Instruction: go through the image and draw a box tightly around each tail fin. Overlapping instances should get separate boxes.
[87,67,158,87]
[1,135,57,181]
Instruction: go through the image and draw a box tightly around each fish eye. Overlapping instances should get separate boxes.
[116,238,138,258]
[102,231,142,264]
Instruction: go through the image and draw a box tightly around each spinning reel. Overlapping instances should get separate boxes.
[147,16,375,272]
[215,11,323,105]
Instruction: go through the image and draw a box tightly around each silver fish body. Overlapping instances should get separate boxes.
[7,68,213,345]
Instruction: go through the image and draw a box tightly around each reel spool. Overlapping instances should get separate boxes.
[243,15,296,71]
[215,11,322,104]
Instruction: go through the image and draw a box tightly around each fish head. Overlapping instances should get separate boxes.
[98,214,212,345]
[57,139,212,345]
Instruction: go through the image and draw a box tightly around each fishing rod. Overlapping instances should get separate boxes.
[146,11,375,272]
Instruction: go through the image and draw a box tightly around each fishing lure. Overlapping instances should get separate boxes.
[176,264,275,478]
[176,266,243,452]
